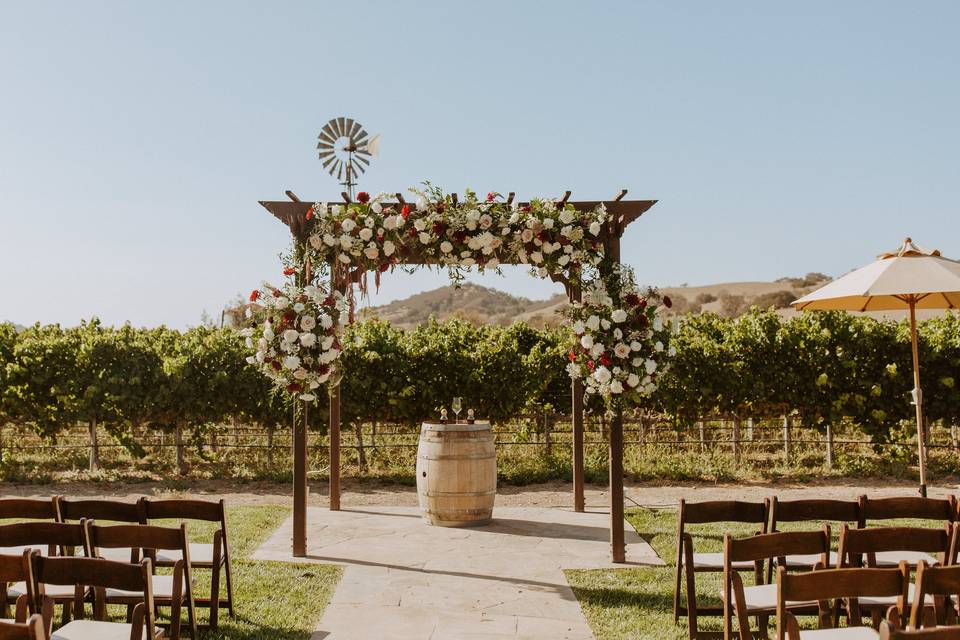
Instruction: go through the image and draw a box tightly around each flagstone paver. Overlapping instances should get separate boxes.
[252,505,662,639]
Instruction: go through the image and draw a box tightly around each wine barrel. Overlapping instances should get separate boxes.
[416,421,496,526]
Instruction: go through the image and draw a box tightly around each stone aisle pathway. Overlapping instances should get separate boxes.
[252,506,662,639]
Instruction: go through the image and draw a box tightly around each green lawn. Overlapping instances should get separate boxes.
[566,508,931,640]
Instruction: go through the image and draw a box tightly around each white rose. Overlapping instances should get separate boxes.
[440,241,453,254]
[572,321,585,335]
[485,257,499,269]
[655,341,664,352]
[364,245,380,259]
[586,315,600,331]
[611,309,628,323]
[669,346,677,357]
[559,209,574,225]
[644,382,657,394]
[359,227,373,241]
[244,337,253,348]
[614,343,631,359]
[580,334,594,349]
[609,380,624,394]
[613,328,623,340]
[653,316,664,331]
[416,196,428,211]
[330,205,341,215]
[479,213,493,229]
[589,221,602,236]
[299,393,316,402]
[593,366,612,384]
[340,218,356,233]
[632,357,642,367]
[275,297,289,310]
[364,216,375,228]
[309,235,323,250]
[293,302,305,313]
[529,251,543,264]
[321,335,335,351]
[383,215,397,231]
[558,254,570,266]
[627,373,640,388]
[245,355,256,364]
[293,367,308,380]
[323,233,337,247]
[383,240,396,256]
[461,257,476,267]
[319,314,333,330]
[591,343,605,357]
[419,232,432,244]
[337,253,351,264]
[543,218,554,229]
[414,218,427,231]
[283,355,301,370]
[339,235,353,250]
[601,319,611,330]
[521,228,534,243]
[263,326,274,340]
[371,202,383,214]
[301,315,316,331]
[645,359,658,374]
[300,333,317,348]
[282,329,299,343]
[631,341,643,351]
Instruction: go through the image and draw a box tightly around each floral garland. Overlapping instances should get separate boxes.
[241,281,349,402]
[564,271,674,406]
[302,185,609,282]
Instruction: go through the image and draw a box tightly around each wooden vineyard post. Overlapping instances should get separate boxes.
[544,411,553,456]
[610,408,626,563]
[783,415,792,461]
[698,420,706,453]
[292,401,308,556]
[570,281,586,513]
[825,423,834,470]
[747,418,754,441]
[951,422,958,451]
[731,416,740,462]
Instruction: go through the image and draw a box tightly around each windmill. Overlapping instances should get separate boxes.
[316,117,381,198]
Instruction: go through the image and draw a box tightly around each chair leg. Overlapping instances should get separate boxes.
[209,562,221,629]
[683,535,699,640]
[224,556,235,617]
[675,535,685,623]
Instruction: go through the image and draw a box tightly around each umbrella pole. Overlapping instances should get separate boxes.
[909,299,928,497]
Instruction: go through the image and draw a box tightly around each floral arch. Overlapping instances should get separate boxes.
[256,185,662,562]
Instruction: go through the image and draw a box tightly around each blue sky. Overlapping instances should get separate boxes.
[2,1,958,328]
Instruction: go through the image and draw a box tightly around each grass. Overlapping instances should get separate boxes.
[566,509,931,640]
[33,505,342,640]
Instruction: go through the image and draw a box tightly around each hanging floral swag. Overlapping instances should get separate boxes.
[241,281,350,402]
[563,266,675,407]
[298,184,610,285]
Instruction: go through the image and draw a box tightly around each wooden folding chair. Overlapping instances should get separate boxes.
[30,556,161,640]
[776,564,909,639]
[858,496,958,567]
[0,614,49,640]
[141,498,234,628]
[675,499,770,638]
[838,524,956,628]
[767,497,860,580]
[723,527,831,640]
[86,522,197,640]
[0,523,89,626]
[0,500,60,557]
[880,621,960,639]
[55,500,145,564]
[909,558,960,629]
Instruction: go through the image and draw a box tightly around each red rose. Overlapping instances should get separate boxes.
[287,383,302,393]
[600,355,611,367]
[432,222,444,234]
[306,208,313,220]
[272,289,281,297]
[283,267,296,276]
[271,361,281,371]
[357,191,370,204]
[249,290,259,302]
[486,192,495,202]
[637,298,647,310]
[323,295,335,306]
[521,206,531,213]
[378,262,390,273]
[624,293,640,307]
[663,296,673,309]
[568,350,576,362]
[401,205,410,220]
[587,360,595,371]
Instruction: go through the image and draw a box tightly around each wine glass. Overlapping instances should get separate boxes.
[452,397,462,423]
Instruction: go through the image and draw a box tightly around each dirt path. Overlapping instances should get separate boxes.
[3,477,956,507]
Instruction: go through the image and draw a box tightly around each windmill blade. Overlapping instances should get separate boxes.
[353,154,370,169]
[317,140,335,150]
[318,127,337,144]
[318,149,335,159]
[354,128,368,145]
[335,163,343,181]
[347,120,362,141]
[324,157,339,173]
[336,117,347,137]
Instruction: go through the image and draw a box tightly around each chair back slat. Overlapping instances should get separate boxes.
[770,497,859,528]
[0,550,33,584]
[87,523,187,552]
[56,498,143,523]
[681,499,768,525]
[839,525,951,559]
[143,499,224,522]
[778,565,909,602]
[880,621,960,638]
[0,499,58,521]
[0,522,87,549]
[726,527,831,564]
[31,555,148,592]
[859,495,957,524]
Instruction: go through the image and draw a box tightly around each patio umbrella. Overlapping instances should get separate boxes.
[792,238,960,497]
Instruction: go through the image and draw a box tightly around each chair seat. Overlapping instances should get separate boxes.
[859,583,931,607]
[155,543,216,565]
[798,628,879,639]
[693,552,754,570]
[774,552,839,568]
[0,545,48,556]
[873,550,938,567]
[97,547,137,562]
[105,575,186,600]
[721,583,817,612]
[52,620,163,640]
[9,581,78,599]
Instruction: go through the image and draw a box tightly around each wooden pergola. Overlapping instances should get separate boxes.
[260,189,656,562]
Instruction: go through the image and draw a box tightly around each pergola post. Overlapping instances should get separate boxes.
[569,282,586,513]
[292,239,311,557]
[607,219,626,563]
[329,265,343,511]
